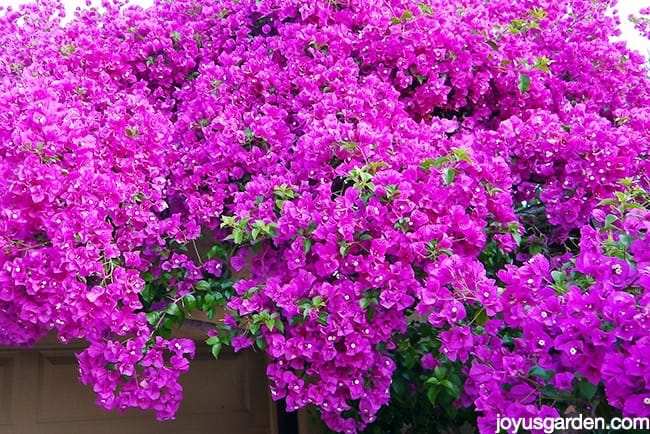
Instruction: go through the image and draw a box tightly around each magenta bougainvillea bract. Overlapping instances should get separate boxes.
[2,0,650,432]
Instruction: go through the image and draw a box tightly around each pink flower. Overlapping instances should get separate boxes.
[421,353,439,370]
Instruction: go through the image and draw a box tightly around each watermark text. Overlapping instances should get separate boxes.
[496,414,650,433]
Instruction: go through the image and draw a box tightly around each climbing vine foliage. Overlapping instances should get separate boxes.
[2,0,650,432]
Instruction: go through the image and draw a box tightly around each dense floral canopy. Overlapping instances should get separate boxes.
[1,0,650,432]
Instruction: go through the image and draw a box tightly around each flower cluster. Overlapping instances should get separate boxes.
[1,0,650,432]
[462,184,650,433]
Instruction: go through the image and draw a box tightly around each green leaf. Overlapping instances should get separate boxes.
[60,44,75,56]
[473,308,488,326]
[317,311,329,326]
[425,376,440,386]
[604,214,618,227]
[451,147,472,163]
[434,366,448,380]
[146,311,162,325]
[485,39,499,51]
[303,238,312,254]
[339,140,358,151]
[249,322,261,335]
[339,242,349,257]
[142,271,154,282]
[551,270,565,284]
[427,387,440,405]
[440,379,454,390]
[391,377,409,399]
[551,270,567,294]
[196,280,211,292]
[620,177,634,187]
[420,155,450,170]
[395,9,414,23]
[233,228,244,244]
[163,316,175,330]
[528,365,554,382]
[255,337,267,350]
[623,202,645,210]
[214,292,226,306]
[518,74,531,93]
[597,198,618,207]
[205,336,220,346]
[529,6,548,20]
[183,294,196,312]
[357,231,373,241]
[211,342,222,359]
[443,167,456,185]
[417,3,433,15]
[577,380,598,400]
[165,303,182,317]
[533,56,552,74]
[446,382,461,399]
[206,243,227,260]
[402,350,416,369]
[265,225,278,238]
[419,158,436,170]
[542,384,560,399]
[614,191,628,202]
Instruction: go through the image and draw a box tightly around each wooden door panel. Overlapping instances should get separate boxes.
[0,346,272,434]
[0,353,16,427]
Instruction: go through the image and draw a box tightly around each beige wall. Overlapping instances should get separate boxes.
[0,338,273,434]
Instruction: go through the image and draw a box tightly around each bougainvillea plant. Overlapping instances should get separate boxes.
[2,0,650,432]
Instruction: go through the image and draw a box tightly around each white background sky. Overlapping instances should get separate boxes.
[2,0,650,56]
[616,0,650,55]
